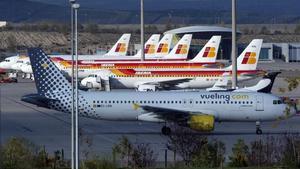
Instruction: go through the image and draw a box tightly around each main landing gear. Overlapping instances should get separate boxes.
[256,121,262,135]
[161,126,171,136]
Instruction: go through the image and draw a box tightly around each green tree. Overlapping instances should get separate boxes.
[229,139,249,167]
[112,136,133,167]
[82,158,117,169]
[281,134,300,168]
[167,126,208,166]
[285,77,300,91]
[192,139,225,168]
[129,143,157,168]
[1,137,38,169]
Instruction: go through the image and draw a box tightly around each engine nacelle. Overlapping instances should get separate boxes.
[188,115,215,131]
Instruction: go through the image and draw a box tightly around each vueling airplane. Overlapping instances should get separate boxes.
[58,35,220,79]
[22,48,297,135]
[81,39,263,91]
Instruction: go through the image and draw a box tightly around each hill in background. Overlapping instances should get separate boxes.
[0,0,300,24]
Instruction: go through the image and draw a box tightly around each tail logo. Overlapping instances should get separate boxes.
[144,44,156,54]
[156,43,169,53]
[115,43,127,52]
[41,63,49,69]
[203,47,216,58]
[242,52,257,64]
[175,44,188,54]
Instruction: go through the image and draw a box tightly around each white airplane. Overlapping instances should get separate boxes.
[51,33,132,60]
[11,56,30,71]
[19,34,178,74]
[22,48,297,135]
[4,33,131,73]
[55,35,218,80]
[81,39,263,91]
[131,34,161,58]
[0,55,19,70]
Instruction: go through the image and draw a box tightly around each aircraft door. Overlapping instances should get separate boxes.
[255,95,264,111]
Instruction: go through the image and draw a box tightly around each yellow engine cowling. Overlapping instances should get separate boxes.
[188,115,215,131]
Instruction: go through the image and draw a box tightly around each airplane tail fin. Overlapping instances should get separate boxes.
[104,33,131,57]
[134,34,160,57]
[27,48,71,97]
[190,36,221,63]
[226,39,263,71]
[164,34,192,60]
[154,34,173,57]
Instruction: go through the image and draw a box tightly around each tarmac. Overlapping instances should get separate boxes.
[0,73,300,161]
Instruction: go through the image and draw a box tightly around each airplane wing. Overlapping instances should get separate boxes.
[135,104,212,123]
[140,78,193,89]
[137,104,190,122]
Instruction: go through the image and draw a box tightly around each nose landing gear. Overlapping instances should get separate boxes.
[256,121,262,135]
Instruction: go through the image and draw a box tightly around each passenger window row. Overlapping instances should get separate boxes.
[92,100,253,105]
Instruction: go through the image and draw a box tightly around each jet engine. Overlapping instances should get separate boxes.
[187,115,215,131]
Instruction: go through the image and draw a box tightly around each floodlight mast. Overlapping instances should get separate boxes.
[140,0,145,61]
[72,2,80,169]
[231,0,237,89]
[69,1,76,169]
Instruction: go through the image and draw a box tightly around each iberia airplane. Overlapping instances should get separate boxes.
[22,48,297,135]
[81,39,263,91]
[20,33,179,74]
[57,35,220,79]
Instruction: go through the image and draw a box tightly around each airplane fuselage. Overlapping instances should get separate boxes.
[42,91,289,122]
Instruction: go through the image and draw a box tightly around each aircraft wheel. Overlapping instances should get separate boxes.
[161,126,171,136]
[255,121,262,135]
[256,128,263,135]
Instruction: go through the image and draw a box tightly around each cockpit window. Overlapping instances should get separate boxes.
[88,74,97,78]
[273,100,283,104]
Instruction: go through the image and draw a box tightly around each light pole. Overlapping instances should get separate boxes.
[231,0,237,89]
[140,0,145,61]
[69,1,76,169]
[72,3,80,169]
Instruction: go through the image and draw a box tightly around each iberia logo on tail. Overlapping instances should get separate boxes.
[175,44,188,54]
[242,52,256,64]
[203,47,216,58]
[156,43,169,53]
[144,44,156,54]
[115,43,127,52]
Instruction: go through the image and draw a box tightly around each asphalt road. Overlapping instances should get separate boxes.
[0,78,299,161]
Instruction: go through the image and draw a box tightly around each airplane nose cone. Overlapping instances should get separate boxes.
[81,79,87,86]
